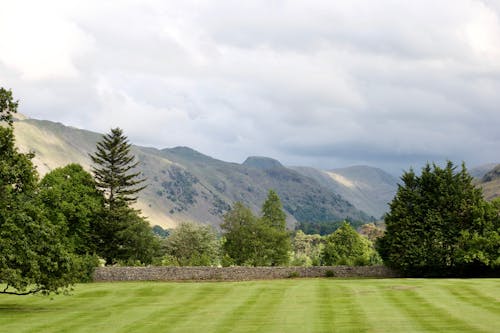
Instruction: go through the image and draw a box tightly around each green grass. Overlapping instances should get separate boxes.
[0,279,499,332]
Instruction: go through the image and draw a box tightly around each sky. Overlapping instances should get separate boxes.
[1,0,500,175]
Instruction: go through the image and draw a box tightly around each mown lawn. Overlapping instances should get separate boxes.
[0,278,499,333]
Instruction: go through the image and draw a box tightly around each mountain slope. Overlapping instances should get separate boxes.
[477,164,500,200]
[293,165,398,218]
[13,116,371,228]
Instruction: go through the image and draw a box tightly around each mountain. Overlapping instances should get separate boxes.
[477,164,500,200]
[469,163,498,179]
[13,116,371,228]
[292,166,398,219]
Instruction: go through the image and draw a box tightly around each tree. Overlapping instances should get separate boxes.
[89,128,158,265]
[221,202,261,266]
[260,190,291,265]
[0,88,18,125]
[39,164,104,255]
[358,223,384,242]
[321,222,376,266]
[90,127,146,207]
[221,191,291,266]
[0,88,80,295]
[162,222,220,266]
[291,230,322,266]
[377,162,500,276]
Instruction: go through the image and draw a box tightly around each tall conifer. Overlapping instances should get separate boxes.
[90,128,146,207]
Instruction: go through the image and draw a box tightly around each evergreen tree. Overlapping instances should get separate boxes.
[90,128,146,208]
[90,128,159,265]
[377,162,500,276]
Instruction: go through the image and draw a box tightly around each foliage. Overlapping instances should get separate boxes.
[94,204,160,265]
[321,222,378,266]
[260,190,291,265]
[290,230,322,266]
[0,88,18,125]
[377,162,500,276]
[162,221,220,266]
[89,127,146,207]
[0,89,80,295]
[221,202,261,266]
[222,191,292,266]
[152,225,170,238]
[358,223,385,242]
[90,128,159,265]
[39,164,103,254]
[296,219,366,236]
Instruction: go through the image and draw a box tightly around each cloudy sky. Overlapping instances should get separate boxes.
[1,0,500,174]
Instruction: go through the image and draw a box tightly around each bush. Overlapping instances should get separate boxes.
[324,270,335,278]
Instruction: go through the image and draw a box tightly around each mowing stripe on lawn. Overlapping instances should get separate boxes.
[0,279,498,333]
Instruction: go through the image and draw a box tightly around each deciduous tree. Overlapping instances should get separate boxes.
[0,88,80,295]
[321,222,376,266]
[162,222,220,266]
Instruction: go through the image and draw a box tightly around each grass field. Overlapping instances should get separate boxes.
[0,278,499,332]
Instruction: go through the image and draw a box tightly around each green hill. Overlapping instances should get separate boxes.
[13,116,371,228]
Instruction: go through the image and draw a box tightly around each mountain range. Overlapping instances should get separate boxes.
[14,115,499,229]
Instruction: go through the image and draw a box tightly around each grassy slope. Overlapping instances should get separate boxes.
[0,279,498,333]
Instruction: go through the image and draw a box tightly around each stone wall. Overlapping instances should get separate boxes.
[93,265,400,282]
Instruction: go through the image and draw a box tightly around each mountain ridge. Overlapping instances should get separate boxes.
[13,117,376,228]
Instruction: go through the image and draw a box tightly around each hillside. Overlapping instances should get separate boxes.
[469,163,498,179]
[292,166,398,219]
[13,116,371,228]
[477,164,500,200]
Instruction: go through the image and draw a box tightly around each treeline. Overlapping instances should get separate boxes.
[159,191,382,268]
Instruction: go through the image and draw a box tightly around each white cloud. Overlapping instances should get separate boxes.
[0,0,95,80]
[1,0,500,173]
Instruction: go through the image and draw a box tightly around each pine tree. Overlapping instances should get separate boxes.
[90,128,146,208]
[90,128,159,265]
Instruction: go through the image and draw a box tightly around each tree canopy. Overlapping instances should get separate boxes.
[39,164,103,255]
[221,190,291,266]
[162,222,220,266]
[377,162,500,276]
[0,88,81,295]
[321,222,377,266]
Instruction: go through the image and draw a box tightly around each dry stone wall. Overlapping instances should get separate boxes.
[93,265,400,282]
